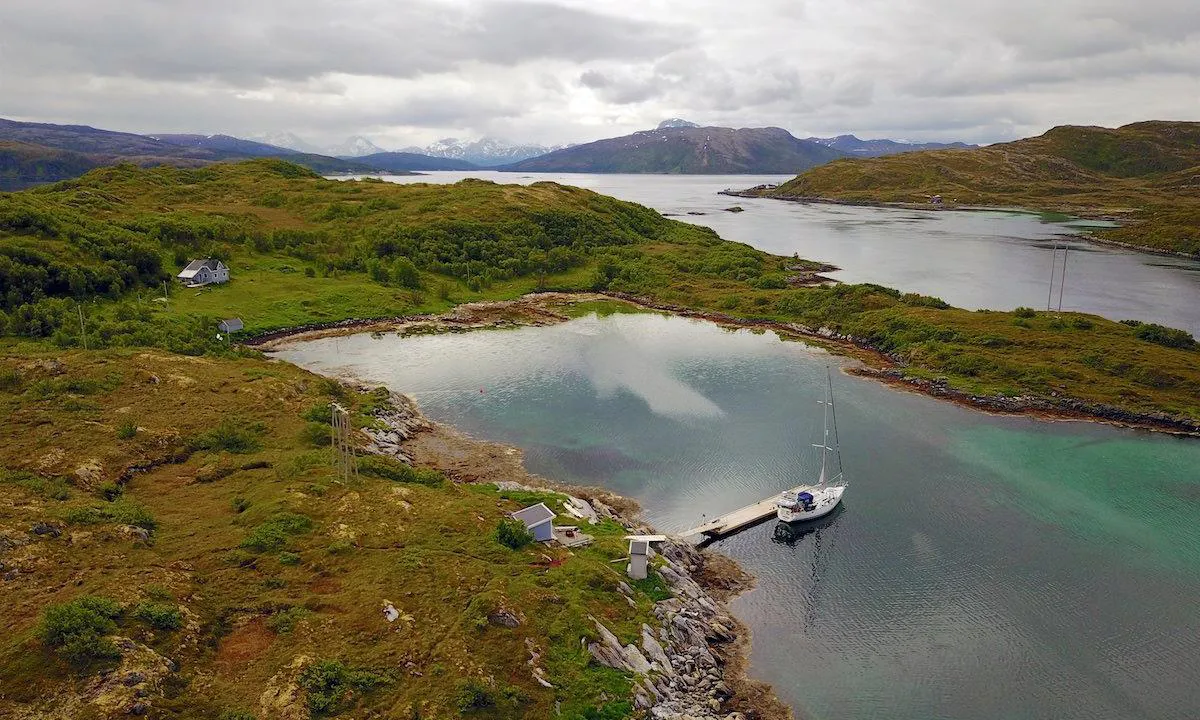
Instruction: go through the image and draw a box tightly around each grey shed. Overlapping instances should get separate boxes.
[512,502,555,542]
[627,539,649,580]
[218,318,244,333]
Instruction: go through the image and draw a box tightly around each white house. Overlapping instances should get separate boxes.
[627,539,649,580]
[177,259,230,286]
[511,502,556,542]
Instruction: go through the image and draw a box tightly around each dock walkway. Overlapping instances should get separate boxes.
[678,485,815,539]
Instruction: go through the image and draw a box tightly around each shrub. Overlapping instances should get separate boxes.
[189,417,266,454]
[240,513,313,552]
[356,455,445,487]
[494,519,534,550]
[302,402,333,424]
[40,595,122,664]
[1013,307,1037,318]
[455,679,495,712]
[300,422,331,448]
[134,601,183,631]
[1,469,71,500]
[98,482,123,501]
[1071,317,1094,330]
[116,421,138,440]
[64,500,156,531]
[901,293,950,309]
[298,659,388,716]
[1134,323,1195,349]
[267,606,311,633]
[327,539,354,554]
[231,497,250,513]
[278,551,301,565]
[217,711,257,720]
[0,368,21,390]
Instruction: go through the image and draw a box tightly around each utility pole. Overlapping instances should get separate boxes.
[162,280,169,310]
[77,304,87,350]
[1045,239,1059,311]
[1057,245,1069,312]
[330,402,358,483]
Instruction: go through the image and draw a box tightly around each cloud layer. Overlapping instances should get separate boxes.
[1,0,1197,147]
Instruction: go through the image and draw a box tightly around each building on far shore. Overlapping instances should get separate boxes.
[177,259,229,287]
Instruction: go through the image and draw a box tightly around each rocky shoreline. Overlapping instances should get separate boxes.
[357,388,792,720]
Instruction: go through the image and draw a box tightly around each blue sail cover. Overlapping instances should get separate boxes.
[797,492,814,502]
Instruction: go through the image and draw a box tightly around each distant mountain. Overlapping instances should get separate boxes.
[355,151,479,172]
[328,135,386,158]
[657,118,700,129]
[502,125,848,174]
[805,135,975,157]
[150,133,300,156]
[248,131,325,155]
[401,137,566,167]
[0,119,379,185]
[0,140,103,190]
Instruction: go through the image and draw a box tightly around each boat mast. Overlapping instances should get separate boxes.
[828,366,842,482]
[817,370,830,487]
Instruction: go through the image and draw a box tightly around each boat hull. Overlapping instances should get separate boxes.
[777,485,845,523]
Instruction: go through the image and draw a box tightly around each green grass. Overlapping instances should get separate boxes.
[0,349,663,718]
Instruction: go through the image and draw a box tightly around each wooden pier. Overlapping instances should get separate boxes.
[678,485,815,539]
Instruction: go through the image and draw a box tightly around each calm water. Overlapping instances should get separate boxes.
[350,171,1200,337]
[275,313,1200,720]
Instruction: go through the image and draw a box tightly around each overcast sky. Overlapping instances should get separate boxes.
[2,0,1197,149]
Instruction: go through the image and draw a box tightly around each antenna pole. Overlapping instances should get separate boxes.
[77,304,87,351]
[1045,239,1058,311]
[1057,245,1068,312]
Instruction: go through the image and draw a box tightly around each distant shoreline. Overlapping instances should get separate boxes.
[720,189,1200,261]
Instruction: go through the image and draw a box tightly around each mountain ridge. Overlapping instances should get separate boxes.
[501,125,848,174]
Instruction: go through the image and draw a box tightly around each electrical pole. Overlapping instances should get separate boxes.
[77,304,87,350]
[1057,245,1069,312]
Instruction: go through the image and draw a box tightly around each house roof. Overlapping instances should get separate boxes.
[629,540,649,555]
[177,258,223,278]
[512,502,555,527]
[218,318,244,332]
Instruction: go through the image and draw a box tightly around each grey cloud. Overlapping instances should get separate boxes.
[2,0,689,87]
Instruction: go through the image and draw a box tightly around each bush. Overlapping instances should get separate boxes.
[133,601,183,630]
[1013,307,1037,318]
[217,711,257,720]
[494,518,534,550]
[455,679,495,712]
[300,422,331,448]
[302,402,333,424]
[116,421,138,440]
[240,513,313,552]
[231,496,250,513]
[98,482,123,501]
[1134,323,1195,349]
[298,659,388,716]
[1,469,71,500]
[267,606,310,633]
[64,500,156,531]
[40,595,123,664]
[278,551,301,565]
[189,417,266,454]
[356,455,445,487]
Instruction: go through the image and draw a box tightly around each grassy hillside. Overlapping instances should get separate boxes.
[1,158,1196,418]
[765,121,1200,256]
[0,141,103,190]
[0,349,663,718]
[504,126,847,174]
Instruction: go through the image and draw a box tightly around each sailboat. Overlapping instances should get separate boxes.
[776,367,847,523]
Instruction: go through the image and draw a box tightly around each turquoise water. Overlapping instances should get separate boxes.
[276,313,1200,720]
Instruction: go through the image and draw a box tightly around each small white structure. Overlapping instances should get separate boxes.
[218,318,244,334]
[177,258,230,286]
[627,539,649,580]
[512,502,555,542]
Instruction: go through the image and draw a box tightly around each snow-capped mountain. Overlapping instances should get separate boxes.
[327,135,386,158]
[657,118,700,129]
[401,137,567,167]
[247,131,324,155]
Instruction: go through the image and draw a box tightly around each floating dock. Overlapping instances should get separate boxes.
[678,485,815,539]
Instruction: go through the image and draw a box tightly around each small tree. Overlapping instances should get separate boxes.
[494,519,534,550]
[41,595,123,664]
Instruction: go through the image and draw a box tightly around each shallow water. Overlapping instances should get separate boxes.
[353,171,1200,336]
[275,313,1200,720]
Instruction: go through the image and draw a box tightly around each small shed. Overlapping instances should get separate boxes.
[512,502,555,542]
[627,539,649,580]
[177,259,230,286]
[218,318,244,334]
